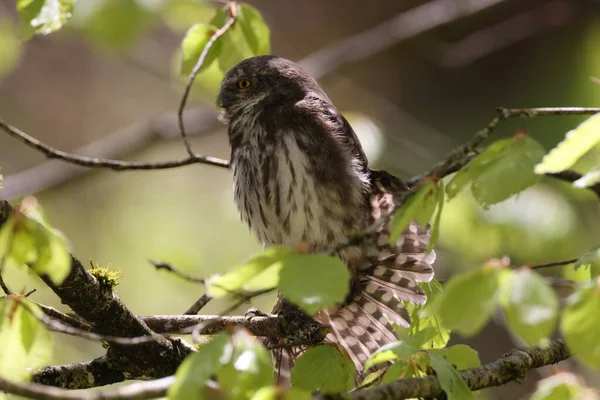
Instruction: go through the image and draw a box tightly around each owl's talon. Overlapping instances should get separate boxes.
[245,307,272,320]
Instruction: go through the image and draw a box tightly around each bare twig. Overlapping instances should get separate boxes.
[0,119,228,173]
[1,106,225,199]
[340,339,570,400]
[177,4,237,156]
[1,374,174,400]
[184,293,214,315]
[150,260,206,284]
[33,300,93,331]
[530,259,578,270]
[16,297,166,346]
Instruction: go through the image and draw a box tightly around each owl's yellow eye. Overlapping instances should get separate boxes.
[237,79,251,89]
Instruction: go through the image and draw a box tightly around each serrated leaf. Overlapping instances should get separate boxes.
[207,247,292,297]
[0,204,71,285]
[168,333,230,400]
[17,0,74,39]
[435,267,510,336]
[381,361,418,384]
[500,269,558,345]
[427,351,474,400]
[278,253,350,316]
[209,4,270,72]
[364,327,438,370]
[217,330,273,400]
[535,113,600,174]
[575,248,600,279]
[431,345,480,370]
[236,4,270,56]
[180,23,221,77]
[560,280,600,369]
[530,373,586,400]
[408,279,450,349]
[291,345,355,393]
[0,300,52,382]
[473,137,545,208]
[389,181,438,243]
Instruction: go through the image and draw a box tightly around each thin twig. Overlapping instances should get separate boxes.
[150,260,206,284]
[177,4,237,156]
[33,300,93,331]
[16,298,165,346]
[184,293,214,315]
[0,119,228,171]
[530,259,578,270]
[0,374,174,400]
[1,106,225,199]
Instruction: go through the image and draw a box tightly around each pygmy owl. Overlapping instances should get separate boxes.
[217,55,435,383]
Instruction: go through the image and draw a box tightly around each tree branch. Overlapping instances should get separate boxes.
[2,374,173,400]
[342,339,570,400]
[32,357,125,389]
[0,119,228,174]
[0,199,190,386]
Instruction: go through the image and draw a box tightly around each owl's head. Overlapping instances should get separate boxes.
[216,55,324,114]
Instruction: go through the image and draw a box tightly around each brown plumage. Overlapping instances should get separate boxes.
[217,55,435,384]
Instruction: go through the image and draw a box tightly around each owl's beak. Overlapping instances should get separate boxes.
[216,89,233,109]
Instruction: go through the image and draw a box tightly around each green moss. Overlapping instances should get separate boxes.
[89,260,121,288]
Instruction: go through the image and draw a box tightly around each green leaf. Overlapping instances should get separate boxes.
[435,267,510,336]
[0,18,22,80]
[291,345,355,393]
[217,329,273,400]
[17,0,74,39]
[560,280,600,369]
[389,181,438,243]
[381,361,417,384]
[81,0,154,50]
[209,3,270,72]
[251,387,312,400]
[236,4,270,56]
[207,247,292,297]
[408,279,451,349]
[0,203,71,285]
[0,300,52,382]
[500,269,558,345]
[431,345,480,370]
[427,182,444,253]
[530,373,585,400]
[168,333,230,400]
[180,23,222,77]
[535,113,600,174]
[278,253,350,316]
[448,136,545,208]
[575,248,600,279]
[364,327,438,370]
[427,351,474,400]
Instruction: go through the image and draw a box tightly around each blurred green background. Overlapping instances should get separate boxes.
[1,0,599,398]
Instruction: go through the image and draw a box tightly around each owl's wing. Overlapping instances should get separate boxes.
[322,169,435,377]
